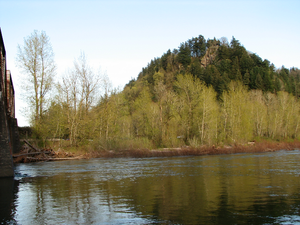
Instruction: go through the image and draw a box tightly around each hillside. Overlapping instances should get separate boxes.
[125,35,300,100]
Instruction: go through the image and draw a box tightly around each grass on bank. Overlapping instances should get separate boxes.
[33,138,300,159]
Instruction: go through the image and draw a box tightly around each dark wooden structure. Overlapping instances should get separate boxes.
[0,28,20,177]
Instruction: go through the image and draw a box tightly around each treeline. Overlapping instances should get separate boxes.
[37,35,300,150]
[40,77,300,149]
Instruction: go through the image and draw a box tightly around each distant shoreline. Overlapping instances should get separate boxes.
[87,140,300,159]
[14,140,300,163]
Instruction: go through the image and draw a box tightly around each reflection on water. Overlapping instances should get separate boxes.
[1,150,300,224]
[0,178,18,224]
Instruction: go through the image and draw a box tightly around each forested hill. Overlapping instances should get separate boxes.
[125,35,300,99]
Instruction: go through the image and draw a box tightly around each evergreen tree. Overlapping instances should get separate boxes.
[240,53,254,75]
[161,49,171,71]
[190,58,203,80]
[217,44,230,61]
[177,42,191,69]
[230,36,240,48]
[214,72,227,99]
[188,35,207,57]
[204,65,220,86]
[250,54,263,67]
[231,56,241,80]
[274,77,281,93]
[255,73,263,90]
[236,69,242,81]
[243,70,250,86]
[263,70,273,92]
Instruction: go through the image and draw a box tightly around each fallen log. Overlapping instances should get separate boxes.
[24,140,41,152]
[45,156,84,161]
[26,156,84,161]
[13,151,50,158]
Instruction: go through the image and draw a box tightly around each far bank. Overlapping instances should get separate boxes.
[14,140,300,163]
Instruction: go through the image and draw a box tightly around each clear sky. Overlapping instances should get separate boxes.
[1,0,299,126]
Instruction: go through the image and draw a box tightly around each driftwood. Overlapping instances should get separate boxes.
[24,140,41,152]
[14,140,84,163]
[13,151,50,158]
[26,156,83,161]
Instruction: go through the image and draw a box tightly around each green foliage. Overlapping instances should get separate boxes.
[190,58,203,80]
[243,70,250,86]
[177,42,192,69]
[133,35,300,99]
[221,82,253,143]
[188,35,207,57]
[37,34,300,150]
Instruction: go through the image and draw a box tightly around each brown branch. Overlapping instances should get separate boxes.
[24,140,41,152]
[26,156,83,161]
[13,151,50,158]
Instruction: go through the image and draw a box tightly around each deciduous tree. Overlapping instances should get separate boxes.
[16,30,56,124]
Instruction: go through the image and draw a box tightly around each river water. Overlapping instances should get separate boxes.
[1,150,300,224]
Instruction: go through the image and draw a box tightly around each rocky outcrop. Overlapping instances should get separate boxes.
[201,45,219,68]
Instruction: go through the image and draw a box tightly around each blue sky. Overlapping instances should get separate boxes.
[1,0,300,126]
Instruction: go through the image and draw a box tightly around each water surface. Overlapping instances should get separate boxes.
[1,150,300,224]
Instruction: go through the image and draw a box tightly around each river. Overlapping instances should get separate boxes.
[1,150,300,224]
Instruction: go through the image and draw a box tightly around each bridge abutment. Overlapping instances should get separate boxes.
[1,28,19,177]
[0,94,14,177]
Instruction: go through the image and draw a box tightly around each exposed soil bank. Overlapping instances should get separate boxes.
[14,140,300,163]
[81,140,300,159]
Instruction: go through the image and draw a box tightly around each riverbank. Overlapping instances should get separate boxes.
[14,140,300,163]
[86,140,300,158]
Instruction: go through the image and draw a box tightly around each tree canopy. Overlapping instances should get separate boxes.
[134,36,300,100]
